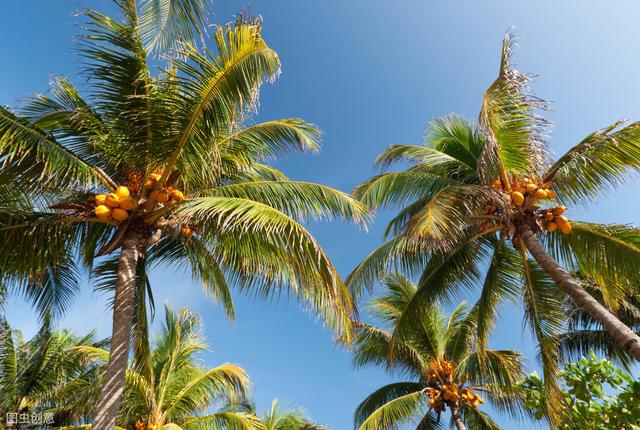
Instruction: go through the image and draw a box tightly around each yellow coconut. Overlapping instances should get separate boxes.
[526,183,538,193]
[560,222,572,234]
[105,193,120,208]
[115,185,130,199]
[511,191,525,206]
[119,197,139,211]
[544,212,554,221]
[535,188,548,199]
[555,215,569,225]
[155,191,169,203]
[95,194,107,205]
[547,222,558,232]
[95,205,111,218]
[546,189,557,198]
[552,206,566,216]
[181,226,192,238]
[112,208,129,222]
[171,190,185,201]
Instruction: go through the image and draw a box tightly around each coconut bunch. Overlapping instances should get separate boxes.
[423,356,484,413]
[486,176,572,235]
[541,205,571,234]
[90,169,196,240]
[93,185,139,222]
[491,177,557,208]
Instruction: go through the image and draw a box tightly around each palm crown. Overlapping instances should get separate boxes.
[348,34,640,422]
[352,274,525,430]
[0,0,367,427]
[68,306,260,430]
[0,317,106,424]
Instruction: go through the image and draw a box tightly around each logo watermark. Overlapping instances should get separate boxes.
[4,413,54,427]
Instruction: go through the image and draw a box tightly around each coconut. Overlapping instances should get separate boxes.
[105,193,120,208]
[119,197,139,211]
[546,189,557,198]
[560,222,572,234]
[171,190,185,201]
[544,212,554,221]
[552,206,566,215]
[95,194,107,205]
[112,208,129,222]
[535,188,548,199]
[150,190,169,203]
[181,226,192,238]
[115,186,130,199]
[526,183,538,193]
[511,191,525,206]
[95,205,111,218]
[547,222,558,232]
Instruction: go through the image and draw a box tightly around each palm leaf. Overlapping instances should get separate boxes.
[544,121,640,205]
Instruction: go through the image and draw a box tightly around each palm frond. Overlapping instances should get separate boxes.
[0,106,108,191]
[139,0,210,54]
[208,181,369,224]
[544,222,640,310]
[544,121,640,205]
[355,390,427,430]
[183,411,262,430]
[161,19,281,182]
[477,33,549,184]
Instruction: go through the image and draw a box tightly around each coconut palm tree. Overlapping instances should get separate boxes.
[0,317,105,428]
[0,1,368,428]
[64,305,261,430]
[349,34,640,419]
[260,399,327,430]
[352,274,525,430]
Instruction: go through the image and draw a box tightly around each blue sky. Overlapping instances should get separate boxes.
[3,1,640,429]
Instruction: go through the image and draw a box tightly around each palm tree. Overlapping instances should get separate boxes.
[261,399,327,430]
[0,1,368,428]
[0,317,105,429]
[65,305,261,430]
[352,274,525,430]
[349,34,640,419]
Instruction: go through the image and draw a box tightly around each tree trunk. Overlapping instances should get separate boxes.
[517,222,640,362]
[92,227,145,430]
[451,405,466,430]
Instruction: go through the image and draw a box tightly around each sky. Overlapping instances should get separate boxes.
[2,1,640,429]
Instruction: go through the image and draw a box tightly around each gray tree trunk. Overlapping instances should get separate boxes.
[517,222,640,362]
[451,405,466,430]
[92,228,145,430]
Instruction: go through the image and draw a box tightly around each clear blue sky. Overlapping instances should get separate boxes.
[3,1,640,429]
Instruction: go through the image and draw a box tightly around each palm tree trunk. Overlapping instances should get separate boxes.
[517,222,640,361]
[451,405,466,430]
[92,227,145,430]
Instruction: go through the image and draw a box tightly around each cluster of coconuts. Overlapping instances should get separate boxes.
[424,357,483,412]
[93,171,194,239]
[492,177,557,207]
[542,206,571,234]
[144,172,185,205]
[94,186,138,222]
[490,177,572,235]
[134,420,159,430]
